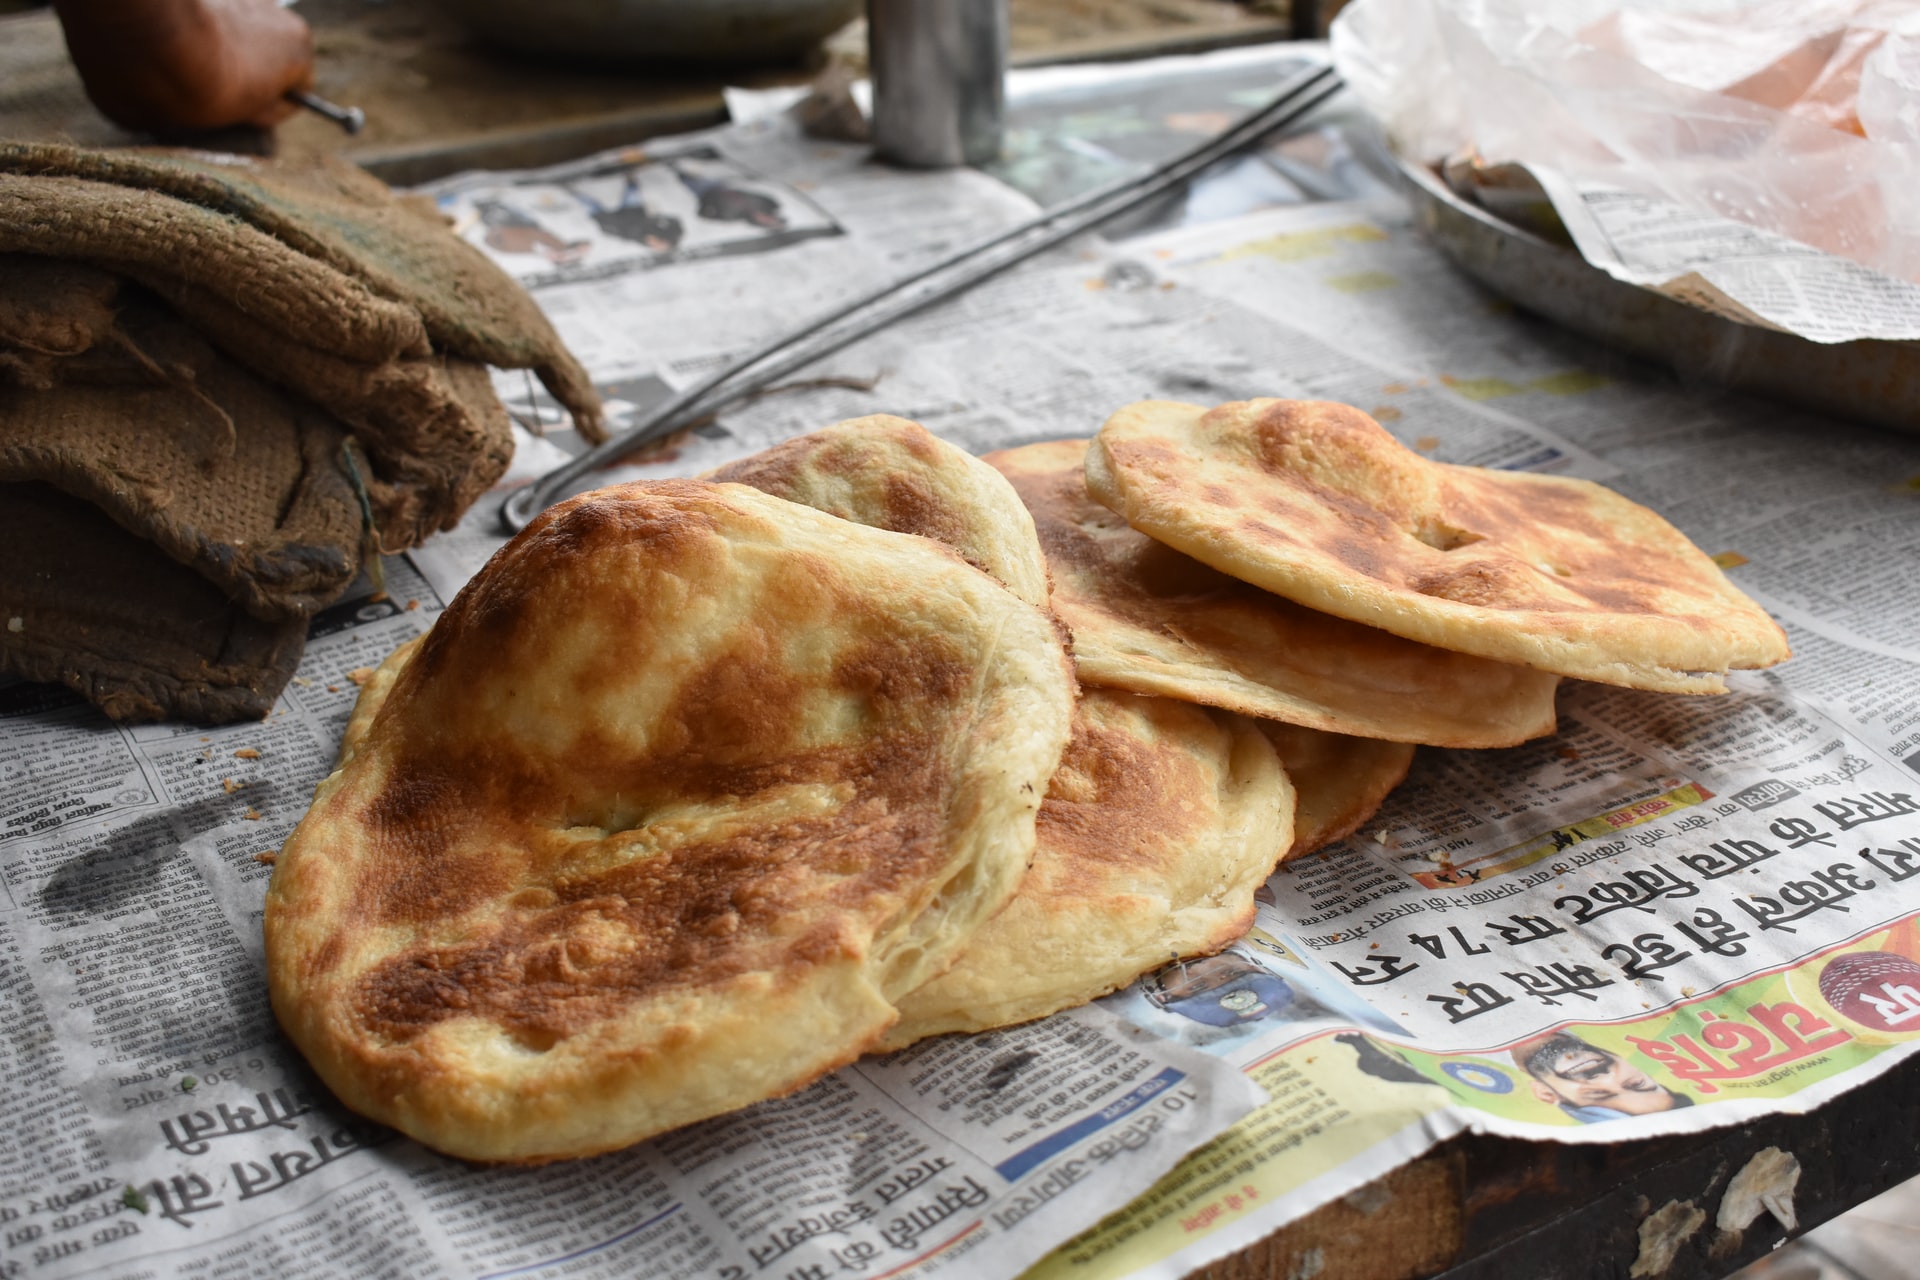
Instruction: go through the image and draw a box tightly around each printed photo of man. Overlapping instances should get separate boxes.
[1512,1033,1693,1123]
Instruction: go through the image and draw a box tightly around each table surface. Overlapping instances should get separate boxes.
[0,0,1289,186]
[2,4,1908,1278]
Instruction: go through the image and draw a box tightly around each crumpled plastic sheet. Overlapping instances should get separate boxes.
[1330,0,1920,283]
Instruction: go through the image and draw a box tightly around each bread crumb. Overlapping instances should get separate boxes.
[222,778,241,794]
[244,808,262,821]
[406,599,419,611]
[234,748,262,760]
[5,616,21,633]
[254,851,277,865]
[347,667,375,686]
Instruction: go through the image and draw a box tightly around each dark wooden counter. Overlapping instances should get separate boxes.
[1201,1049,1919,1280]
[0,0,1286,184]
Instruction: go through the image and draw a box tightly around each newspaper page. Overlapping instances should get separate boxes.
[0,121,1262,1280]
[411,119,1920,1279]
[1529,169,1920,345]
[1002,197,1920,1279]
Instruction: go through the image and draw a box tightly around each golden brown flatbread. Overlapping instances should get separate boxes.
[334,632,421,768]
[1088,400,1790,694]
[265,481,1076,1162]
[708,415,1049,608]
[985,439,1559,747]
[1257,721,1413,859]
[881,688,1292,1049]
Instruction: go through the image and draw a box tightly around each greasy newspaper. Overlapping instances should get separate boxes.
[7,78,1920,1280]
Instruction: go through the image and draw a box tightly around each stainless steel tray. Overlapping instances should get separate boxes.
[1394,155,1920,436]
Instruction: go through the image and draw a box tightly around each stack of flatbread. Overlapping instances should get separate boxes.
[265,400,1788,1162]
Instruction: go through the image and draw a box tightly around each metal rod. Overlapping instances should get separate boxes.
[501,63,1343,534]
[285,89,366,135]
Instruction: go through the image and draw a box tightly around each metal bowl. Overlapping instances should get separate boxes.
[1393,155,1920,437]
[444,0,862,64]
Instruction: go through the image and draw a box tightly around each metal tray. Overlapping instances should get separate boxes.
[1393,155,1920,436]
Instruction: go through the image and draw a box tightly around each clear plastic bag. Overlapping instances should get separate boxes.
[1331,0,1920,284]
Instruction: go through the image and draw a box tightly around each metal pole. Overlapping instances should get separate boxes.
[868,0,1008,168]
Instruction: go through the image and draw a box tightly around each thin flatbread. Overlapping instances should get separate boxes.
[707,415,1049,608]
[1088,400,1790,694]
[266,481,1075,1162]
[986,439,1559,747]
[882,688,1292,1049]
[1257,721,1413,860]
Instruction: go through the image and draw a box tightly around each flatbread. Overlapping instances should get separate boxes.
[707,415,1050,608]
[1257,721,1413,859]
[881,688,1292,1049]
[265,481,1075,1161]
[334,632,422,769]
[1087,400,1791,694]
[986,439,1560,747]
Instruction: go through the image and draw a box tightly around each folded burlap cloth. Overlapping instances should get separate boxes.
[0,146,604,723]
[2,260,365,619]
[4,484,309,724]
[0,142,605,541]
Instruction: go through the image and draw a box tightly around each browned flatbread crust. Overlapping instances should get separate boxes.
[985,438,1560,747]
[1257,721,1413,859]
[265,481,1075,1162]
[1088,400,1791,694]
[707,415,1049,608]
[882,688,1292,1048]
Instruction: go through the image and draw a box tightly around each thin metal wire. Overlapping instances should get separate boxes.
[501,63,1344,533]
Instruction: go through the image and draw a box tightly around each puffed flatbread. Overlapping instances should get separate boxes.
[986,439,1560,747]
[1257,721,1414,859]
[881,688,1292,1049]
[265,481,1075,1162]
[1088,400,1790,694]
[708,415,1049,608]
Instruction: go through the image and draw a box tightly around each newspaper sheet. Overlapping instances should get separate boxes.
[1015,198,1920,1279]
[416,138,1920,1278]
[0,120,1262,1280]
[6,56,1920,1280]
[1530,169,1920,345]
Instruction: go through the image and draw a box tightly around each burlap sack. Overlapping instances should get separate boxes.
[1,261,367,619]
[1,483,309,724]
[0,143,602,441]
[151,277,514,542]
[0,254,511,546]
[0,256,122,390]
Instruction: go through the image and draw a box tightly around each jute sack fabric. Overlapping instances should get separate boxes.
[0,148,603,543]
[0,268,365,620]
[0,484,308,723]
[0,143,602,438]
